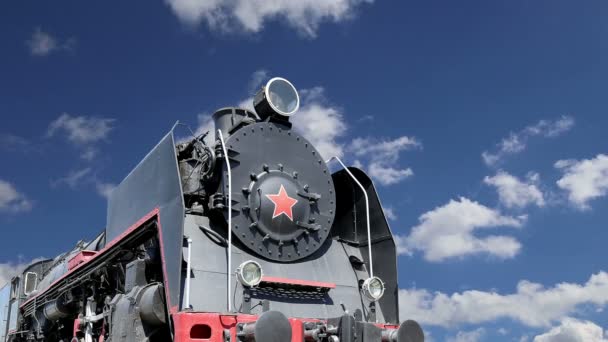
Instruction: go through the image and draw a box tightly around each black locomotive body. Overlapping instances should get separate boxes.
[0,78,424,342]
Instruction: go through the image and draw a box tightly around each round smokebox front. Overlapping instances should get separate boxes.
[221,122,336,262]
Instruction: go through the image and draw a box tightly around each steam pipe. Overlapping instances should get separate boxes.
[217,129,233,312]
[325,157,373,278]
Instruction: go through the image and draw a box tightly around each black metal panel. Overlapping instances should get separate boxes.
[106,131,185,311]
[331,167,399,323]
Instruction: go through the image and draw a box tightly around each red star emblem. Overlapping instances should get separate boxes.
[265,185,298,221]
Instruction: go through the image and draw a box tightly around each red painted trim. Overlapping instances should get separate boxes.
[21,209,160,309]
[261,276,336,289]
[173,312,311,342]
[73,318,83,337]
[67,251,98,271]
[172,312,395,342]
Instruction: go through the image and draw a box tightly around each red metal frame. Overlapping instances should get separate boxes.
[173,312,313,342]
[172,312,398,342]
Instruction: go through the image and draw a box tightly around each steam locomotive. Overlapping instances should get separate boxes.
[0,78,424,342]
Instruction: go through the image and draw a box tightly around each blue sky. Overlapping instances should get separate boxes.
[1,1,608,340]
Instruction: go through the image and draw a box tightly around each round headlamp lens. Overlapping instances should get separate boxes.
[237,261,263,287]
[266,78,299,116]
[369,278,383,298]
[363,276,385,301]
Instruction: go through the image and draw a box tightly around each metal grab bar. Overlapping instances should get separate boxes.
[217,130,233,312]
[185,237,192,309]
[325,157,373,278]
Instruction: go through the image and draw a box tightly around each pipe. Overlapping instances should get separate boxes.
[185,237,192,309]
[326,157,373,278]
[217,129,233,312]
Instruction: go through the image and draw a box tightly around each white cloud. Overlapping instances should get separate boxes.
[398,197,524,262]
[47,113,114,144]
[555,154,608,210]
[525,116,575,138]
[47,113,115,160]
[367,163,413,185]
[27,27,57,56]
[26,27,74,56]
[51,168,115,200]
[248,69,269,93]
[534,318,607,342]
[287,87,348,159]
[52,168,92,189]
[350,136,421,159]
[484,171,545,208]
[165,0,374,37]
[0,134,30,152]
[189,113,216,145]
[383,206,397,221]
[482,115,574,166]
[447,328,485,342]
[349,136,420,185]
[0,180,33,213]
[95,182,116,199]
[399,271,608,328]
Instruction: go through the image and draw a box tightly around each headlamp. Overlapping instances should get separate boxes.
[236,260,263,287]
[253,77,300,119]
[362,276,385,301]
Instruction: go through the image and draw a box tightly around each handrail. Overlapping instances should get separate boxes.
[185,237,192,309]
[325,157,373,278]
[217,130,233,312]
